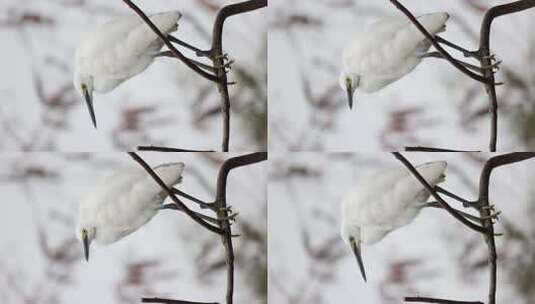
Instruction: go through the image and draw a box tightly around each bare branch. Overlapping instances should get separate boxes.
[127,152,224,235]
[404,153,535,304]
[392,0,535,151]
[435,186,477,208]
[479,0,535,151]
[389,0,489,83]
[121,0,220,82]
[137,146,215,153]
[405,147,481,152]
[477,152,535,304]
[214,152,267,304]
[405,296,483,304]
[171,188,214,210]
[392,152,489,234]
[209,0,267,151]
[137,152,266,304]
[142,298,218,304]
[123,0,266,151]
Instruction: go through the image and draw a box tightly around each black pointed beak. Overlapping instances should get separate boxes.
[350,238,367,282]
[82,87,97,129]
[83,234,90,262]
[346,85,354,109]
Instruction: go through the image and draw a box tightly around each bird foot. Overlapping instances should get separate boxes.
[211,57,234,72]
[221,59,234,72]
[220,205,233,213]
[219,212,239,223]
[481,210,501,221]
[215,53,229,61]
[482,59,502,73]
[483,53,498,62]
[215,54,233,73]
[482,204,495,212]
[479,205,501,222]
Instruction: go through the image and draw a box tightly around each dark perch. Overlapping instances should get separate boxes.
[131,152,267,304]
[390,0,535,151]
[123,0,267,152]
[394,152,535,304]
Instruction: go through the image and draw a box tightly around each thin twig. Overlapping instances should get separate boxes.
[142,298,218,304]
[435,186,477,208]
[405,296,483,304]
[127,152,224,235]
[405,146,481,152]
[137,146,215,153]
[392,152,488,234]
[160,204,218,224]
[425,202,481,223]
[171,188,214,209]
[477,152,535,304]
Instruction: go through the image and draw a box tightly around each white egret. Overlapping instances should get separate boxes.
[339,12,449,109]
[73,11,182,128]
[76,162,185,261]
[340,161,447,282]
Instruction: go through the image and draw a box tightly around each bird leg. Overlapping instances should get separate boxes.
[421,52,500,73]
[434,35,495,60]
[434,186,480,209]
[425,202,483,222]
[166,35,234,67]
[170,188,216,210]
[166,35,212,58]
[159,204,219,224]
[155,51,218,72]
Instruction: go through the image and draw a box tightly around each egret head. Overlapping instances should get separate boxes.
[341,222,367,282]
[76,225,96,262]
[73,73,97,129]
[339,72,360,110]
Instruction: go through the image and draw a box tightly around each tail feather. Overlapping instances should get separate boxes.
[152,162,185,188]
[126,11,182,52]
[395,12,450,55]
[147,11,182,35]
[416,13,450,36]
[414,161,447,185]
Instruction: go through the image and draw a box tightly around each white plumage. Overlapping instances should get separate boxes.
[73,11,182,128]
[339,12,449,108]
[340,161,447,282]
[76,162,184,261]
